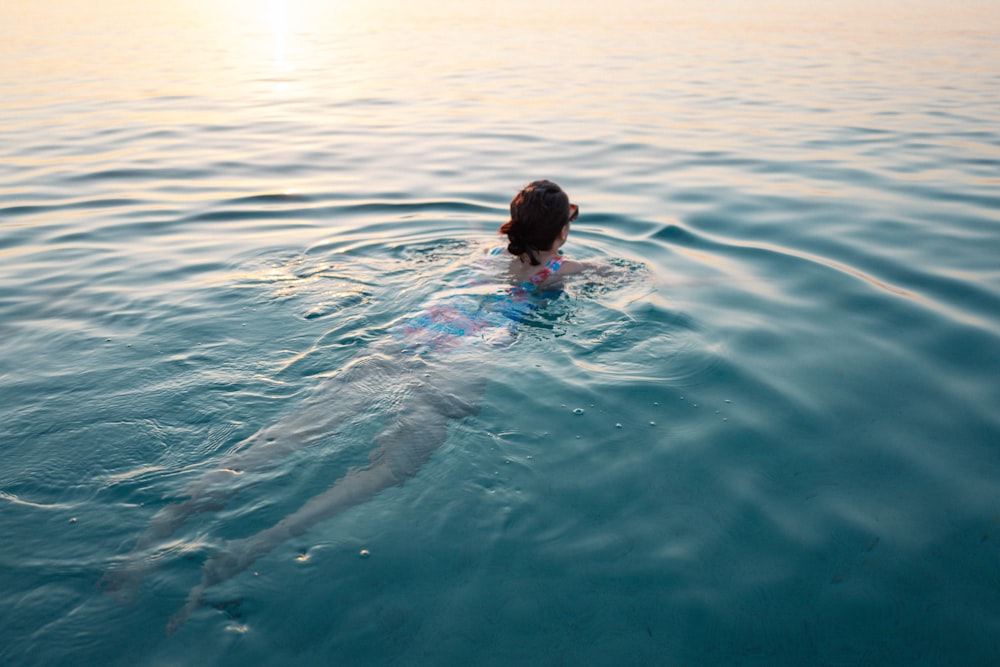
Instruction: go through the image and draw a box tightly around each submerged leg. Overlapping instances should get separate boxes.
[103,353,413,599]
[99,465,250,600]
[167,375,482,633]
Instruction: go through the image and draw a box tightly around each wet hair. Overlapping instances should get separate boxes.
[499,180,571,265]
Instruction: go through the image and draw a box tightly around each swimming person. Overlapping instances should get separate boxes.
[103,180,599,633]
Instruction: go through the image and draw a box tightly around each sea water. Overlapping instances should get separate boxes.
[1,0,999,664]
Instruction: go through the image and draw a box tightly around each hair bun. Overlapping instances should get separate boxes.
[507,239,527,256]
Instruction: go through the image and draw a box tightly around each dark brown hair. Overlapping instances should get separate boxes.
[498,180,571,265]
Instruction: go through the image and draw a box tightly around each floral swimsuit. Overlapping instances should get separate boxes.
[398,248,565,355]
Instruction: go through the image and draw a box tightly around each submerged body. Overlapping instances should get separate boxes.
[103,182,599,632]
[164,252,571,631]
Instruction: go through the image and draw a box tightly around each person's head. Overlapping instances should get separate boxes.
[499,180,579,265]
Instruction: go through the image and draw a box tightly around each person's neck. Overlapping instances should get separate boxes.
[526,247,559,266]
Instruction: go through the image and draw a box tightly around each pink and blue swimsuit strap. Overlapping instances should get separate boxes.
[521,254,564,289]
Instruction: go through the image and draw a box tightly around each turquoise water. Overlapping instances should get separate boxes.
[3,0,1000,664]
